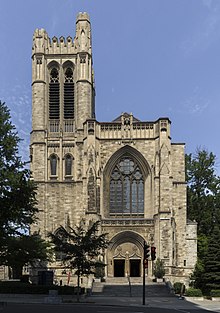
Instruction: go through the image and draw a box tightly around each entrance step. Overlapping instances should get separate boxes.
[105,276,151,285]
[92,278,173,297]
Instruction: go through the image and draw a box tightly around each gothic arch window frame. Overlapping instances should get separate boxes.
[102,146,152,219]
[49,153,59,179]
[62,61,75,121]
[48,61,60,122]
[109,154,144,216]
[64,153,73,179]
[54,227,66,261]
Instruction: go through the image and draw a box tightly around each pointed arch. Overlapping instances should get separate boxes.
[102,146,151,217]
[63,63,75,119]
[103,145,151,178]
[64,153,73,176]
[49,153,58,176]
[48,62,60,120]
[108,230,145,252]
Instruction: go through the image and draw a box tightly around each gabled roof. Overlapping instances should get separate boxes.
[112,112,140,122]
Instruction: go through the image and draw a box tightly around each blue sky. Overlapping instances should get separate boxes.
[0,0,220,170]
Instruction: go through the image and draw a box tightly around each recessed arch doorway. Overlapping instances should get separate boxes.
[108,231,145,277]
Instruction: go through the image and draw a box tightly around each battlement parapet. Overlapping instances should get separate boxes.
[32,29,77,55]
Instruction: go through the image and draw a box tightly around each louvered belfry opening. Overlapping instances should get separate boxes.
[49,68,60,119]
[64,67,74,119]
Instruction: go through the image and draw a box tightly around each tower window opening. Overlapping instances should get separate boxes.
[49,68,60,119]
[109,155,144,216]
[65,154,72,176]
[50,154,57,176]
[64,67,74,119]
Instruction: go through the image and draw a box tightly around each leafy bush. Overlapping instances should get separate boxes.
[185,288,203,297]
[210,290,220,297]
[173,282,183,294]
[153,258,165,279]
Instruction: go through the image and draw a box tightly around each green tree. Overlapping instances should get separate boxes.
[0,234,52,279]
[186,148,220,291]
[186,149,220,236]
[202,225,220,292]
[0,101,38,240]
[0,101,50,276]
[49,220,109,302]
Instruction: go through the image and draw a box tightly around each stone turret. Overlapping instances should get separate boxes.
[75,12,95,129]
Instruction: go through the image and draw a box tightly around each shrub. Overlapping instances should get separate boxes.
[173,282,183,294]
[210,290,220,297]
[153,258,165,279]
[185,288,203,297]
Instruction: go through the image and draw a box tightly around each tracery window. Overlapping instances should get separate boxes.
[50,154,57,176]
[49,68,60,119]
[64,67,74,119]
[65,154,72,176]
[109,155,144,215]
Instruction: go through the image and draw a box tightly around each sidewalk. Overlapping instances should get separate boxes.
[0,293,219,312]
[90,295,220,312]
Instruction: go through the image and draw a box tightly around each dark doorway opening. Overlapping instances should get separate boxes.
[130,259,141,277]
[114,259,125,277]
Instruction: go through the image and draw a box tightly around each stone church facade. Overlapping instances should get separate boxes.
[30,12,197,285]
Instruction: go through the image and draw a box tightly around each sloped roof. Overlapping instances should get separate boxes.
[112,112,140,122]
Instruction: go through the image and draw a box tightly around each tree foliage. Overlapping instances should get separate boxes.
[0,234,52,279]
[0,101,49,275]
[186,149,220,236]
[0,101,38,239]
[186,148,220,292]
[202,225,220,292]
[49,220,109,301]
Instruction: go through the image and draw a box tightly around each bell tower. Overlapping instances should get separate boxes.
[31,12,95,138]
[30,13,96,234]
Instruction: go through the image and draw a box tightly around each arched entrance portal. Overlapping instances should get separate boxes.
[107,231,144,277]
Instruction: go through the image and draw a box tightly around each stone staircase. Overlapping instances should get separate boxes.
[92,277,173,297]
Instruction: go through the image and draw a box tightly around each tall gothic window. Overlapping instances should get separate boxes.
[64,67,74,119]
[109,155,144,215]
[49,68,60,119]
[65,154,72,176]
[50,154,57,176]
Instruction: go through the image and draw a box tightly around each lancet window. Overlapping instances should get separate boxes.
[49,68,60,119]
[65,154,72,176]
[64,67,74,119]
[50,154,57,176]
[109,155,144,215]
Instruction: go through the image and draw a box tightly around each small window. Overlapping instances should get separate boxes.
[184,260,186,266]
[54,227,66,261]
[50,155,57,176]
[65,154,72,176]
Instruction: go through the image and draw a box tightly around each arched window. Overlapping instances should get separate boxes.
[54,227,66,261]
[64,67,74,119]
[50,154,57,176]
[109,155,144,215]
[49,68,60,119]
[65,154,72,176]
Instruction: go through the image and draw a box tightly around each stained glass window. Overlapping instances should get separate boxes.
[109,156,144,215]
